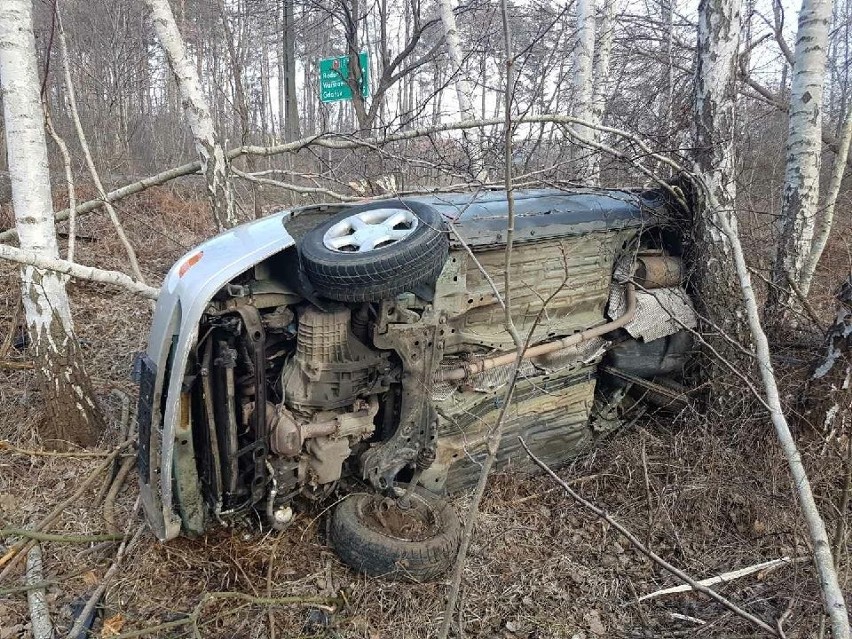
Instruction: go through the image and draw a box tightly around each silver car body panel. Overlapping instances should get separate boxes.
[141,211,299,540]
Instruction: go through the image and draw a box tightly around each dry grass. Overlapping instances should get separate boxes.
[0,186,850,639]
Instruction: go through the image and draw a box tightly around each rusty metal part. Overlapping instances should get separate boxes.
[361,302,444,491]
[396,444,439,509]
[634,256,683,289]
[422,370,598,492]
[438,283,638,383]
[305,437,350,484]
[416,447,436,471]
[270,396,379,457]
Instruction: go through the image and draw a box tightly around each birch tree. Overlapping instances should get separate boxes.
[0,0,103,449]
[588,0,614,181]
[438,0,486,179]
[571,0,597,182]
[692,0,749,349]
[799,105,852,296]
[439,0,476,124]
[767,0,833,320]
[693,2,850,633]
[143,0,238,231]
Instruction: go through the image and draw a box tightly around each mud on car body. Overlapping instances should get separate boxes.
[137,188,697,579]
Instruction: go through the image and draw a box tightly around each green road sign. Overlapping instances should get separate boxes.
[319,53,369,103]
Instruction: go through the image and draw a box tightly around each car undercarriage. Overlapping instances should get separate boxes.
[138,188,696,578]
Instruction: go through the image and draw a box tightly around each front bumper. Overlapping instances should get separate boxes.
[138,211,297,540]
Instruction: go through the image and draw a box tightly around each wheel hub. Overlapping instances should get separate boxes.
[323,207,419,253]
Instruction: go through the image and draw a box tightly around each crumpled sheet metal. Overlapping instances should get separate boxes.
[608,283,698,342]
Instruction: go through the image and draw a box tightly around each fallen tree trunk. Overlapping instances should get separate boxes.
[0,243,160,299]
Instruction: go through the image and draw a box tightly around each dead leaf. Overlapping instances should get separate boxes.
[101,613,125,637]
[82,570,99,586]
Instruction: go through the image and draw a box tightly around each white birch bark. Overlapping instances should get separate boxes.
[800,106,852,297]
[26,546,53,639]
[694,0,741,229]
[693,1,849,631]
[43,105,77,262]
[0,243,160,300]
[0,0,103,448]
[693,0,751,353]
[439,0,477,123]
[143,0,237,230]
[768,0,832,316]
[588,0,614,182]
[571,0,597,183]
[438,0,485,180]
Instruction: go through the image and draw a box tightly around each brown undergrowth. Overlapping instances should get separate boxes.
[0,187,850,638]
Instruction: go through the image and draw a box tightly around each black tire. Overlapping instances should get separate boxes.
[299,200,448,302]
[330,486,461,581]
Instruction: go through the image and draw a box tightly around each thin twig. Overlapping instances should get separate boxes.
[103,456,136,534]
[0,568,89,596]
[0,360,33,370]
[711,180,851,639]
[0,441,119,458]
[0,113,700,244]
[785,272,827,333]
[42,99,77,262]
[832,437,852,567]
[1,529,124,543]
[437,5,521,636]
[26,545,53,639]
[637,557,793,601]
[55,5,148,292]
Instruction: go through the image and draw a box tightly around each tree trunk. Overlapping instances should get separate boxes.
[343,0,371,131]
[589,0,614,183]
[571,0,597,183]
[438,0,485,179]
[0,0,103,450]
[799,102,852,296]
[804,276,852,436]
[692,0,750,359]
[283,0,300,141]
[767,0,832,321]
[438,0,476,124]
[144,0,237,230]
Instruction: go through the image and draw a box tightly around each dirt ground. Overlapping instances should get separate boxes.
[1,186,850,638]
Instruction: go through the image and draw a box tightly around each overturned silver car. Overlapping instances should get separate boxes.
[137,189,696,579]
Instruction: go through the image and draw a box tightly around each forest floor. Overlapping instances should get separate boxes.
[0,185,850,638]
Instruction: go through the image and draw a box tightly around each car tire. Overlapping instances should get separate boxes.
[330,486,461,581]
[299,200,448,302]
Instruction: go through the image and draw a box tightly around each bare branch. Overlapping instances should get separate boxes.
[0,243,159,299]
